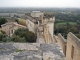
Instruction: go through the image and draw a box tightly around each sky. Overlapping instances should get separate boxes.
[0,0,80,8]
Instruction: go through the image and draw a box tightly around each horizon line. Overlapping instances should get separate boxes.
[0,7,80,9]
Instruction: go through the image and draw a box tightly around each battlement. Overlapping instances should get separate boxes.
[43,17,55,23]
[58,33,67,43]
[68,32,80,48]
[31,11,44,18]
[66,32,80,60]
[55,33,67,56]
[54,32,80,60]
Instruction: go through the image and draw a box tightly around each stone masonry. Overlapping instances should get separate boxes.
[0,43,65,60]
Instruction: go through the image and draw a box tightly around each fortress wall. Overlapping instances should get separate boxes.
[47,23,54,38]
[43,17,55,44]
[66,32,80,60]
[44,26,55,44]
[44,26,48,43]
[56,33,67,56]
[44,31,52,44]
[27,19,35,33]
[31,11,44,17]
[53,35,57,43]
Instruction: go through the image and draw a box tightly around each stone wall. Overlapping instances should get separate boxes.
[0,43,65,60]
[66,32,80,60]
[27,19,35,33]
[43,25,54,44]
[31,11,44,17]
[57,32,80,60]
[44,17,55,37]
[43,17,55,44]
[44,26,50,43]
[56,33,67,56]
[53,35,57,43]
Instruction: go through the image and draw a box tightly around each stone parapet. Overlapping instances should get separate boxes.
[0,43,65,60]
[58,33,67,43]
[66,32,80,60]
[55,33,67,56]
[67,32,80,49]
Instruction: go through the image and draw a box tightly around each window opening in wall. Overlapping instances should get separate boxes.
[11,30,14,34]
[64,45,66,56]
[71,45,74,59]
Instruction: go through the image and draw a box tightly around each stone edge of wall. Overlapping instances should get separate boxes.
[58,33,67,43]
[53,35,57,43]
[68,32,80,48]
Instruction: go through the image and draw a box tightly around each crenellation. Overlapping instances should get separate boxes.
[67,32,80,49]
[55,33,67,56]
[58,33,67,43]
[43,17,55,23]
[66,32,80,60]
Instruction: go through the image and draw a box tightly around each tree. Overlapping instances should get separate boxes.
[15,19,19,23]
[14,28,28,37]
[0,18,7,27]
[2,37,12,42]
[0,33,7,42]
[76,20,80,34]
[69,27,78,34]
[25,31,36,42]
[0,30,6,34]
[13,28,36,43]
[11,35,26,42]
[76,20,80,25]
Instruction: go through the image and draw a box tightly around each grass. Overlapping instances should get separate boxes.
[15,49,23,52]
[56,22,76,26]
[17,18,26,26]
[75,34,80,39]
[0,48,6,50]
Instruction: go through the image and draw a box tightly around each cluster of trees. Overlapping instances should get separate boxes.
[0,28,36,43]
[54,23,78,38]
[0,18,7,27]
[54,21,80,38]
[53,11,80,38]
[54,13,80,22]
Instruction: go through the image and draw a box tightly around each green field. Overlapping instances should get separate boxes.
[17,18,26,26]
[55,22,76,26]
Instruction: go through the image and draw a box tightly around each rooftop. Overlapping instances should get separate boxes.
[32,11,41,12]
[1,22,26,28]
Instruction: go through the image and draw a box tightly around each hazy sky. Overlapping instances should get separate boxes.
[0,0,80,8]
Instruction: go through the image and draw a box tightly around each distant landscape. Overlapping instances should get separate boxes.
[0,7,80,13]
[0,7,80,39]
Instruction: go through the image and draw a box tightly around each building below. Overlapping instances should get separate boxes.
[0,22,26,36]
